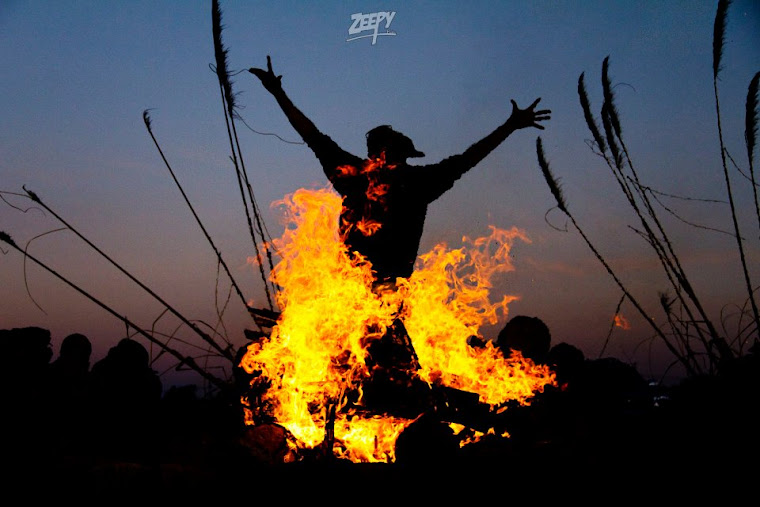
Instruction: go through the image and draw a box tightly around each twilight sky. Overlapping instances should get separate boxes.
[2,1,758,387]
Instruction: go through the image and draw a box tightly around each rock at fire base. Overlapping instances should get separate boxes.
[239,423,296,464]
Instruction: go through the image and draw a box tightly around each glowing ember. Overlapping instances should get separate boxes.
[240,187,555,462]
[614,313,631,330]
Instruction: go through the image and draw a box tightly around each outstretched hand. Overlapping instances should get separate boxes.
[509,98,551,130]
[249,55,282,93]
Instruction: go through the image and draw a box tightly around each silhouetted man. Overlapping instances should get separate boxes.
[250,56,550,284]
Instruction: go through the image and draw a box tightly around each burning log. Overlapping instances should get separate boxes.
[247,307,280,331]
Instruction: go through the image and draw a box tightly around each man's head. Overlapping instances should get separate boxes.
[366,125,425,163]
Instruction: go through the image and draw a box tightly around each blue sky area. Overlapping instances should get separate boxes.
[2,1,759,386]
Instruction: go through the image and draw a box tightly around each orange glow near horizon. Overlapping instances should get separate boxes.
[239,186,555,462]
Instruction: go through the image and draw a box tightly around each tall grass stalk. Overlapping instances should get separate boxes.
[143,110,258,333]
[536,139,692,375]
[0,231,229,390]
[21,186,234,360]
[601,58,721,359]
[712,0,760,329]
[538,0,759,375]
[746,72,760,234]
[582,61,718,369]
[212,0,277,311]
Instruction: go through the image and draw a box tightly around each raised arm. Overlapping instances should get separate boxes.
[248,56,362,185]
[421,98,550,201]
[249,56,361,180]
[454,98,550,170]
[249,56,321,145]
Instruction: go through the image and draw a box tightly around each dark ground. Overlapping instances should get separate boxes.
[1,326,757,496]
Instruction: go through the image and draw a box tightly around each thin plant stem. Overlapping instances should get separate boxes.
[712,0,760,332]
[745,72,760,235]
[142,111,259,331]
[0,231,229,390]
[212,0,276,311]
[23,187,233,360]
[536,139,695,375]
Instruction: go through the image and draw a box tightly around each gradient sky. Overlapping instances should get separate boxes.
[2,1,758,387]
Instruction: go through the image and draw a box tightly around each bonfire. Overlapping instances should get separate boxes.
[239,187,555,463]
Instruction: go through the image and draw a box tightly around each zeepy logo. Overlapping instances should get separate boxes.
[347,11,396,45]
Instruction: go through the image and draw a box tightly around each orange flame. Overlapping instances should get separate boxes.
[336,164,358,177]
[353,217,383,237]
[614,313,631,330]
[240,187,555,462]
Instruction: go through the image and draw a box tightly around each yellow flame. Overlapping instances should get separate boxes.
[240,187,555,462]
